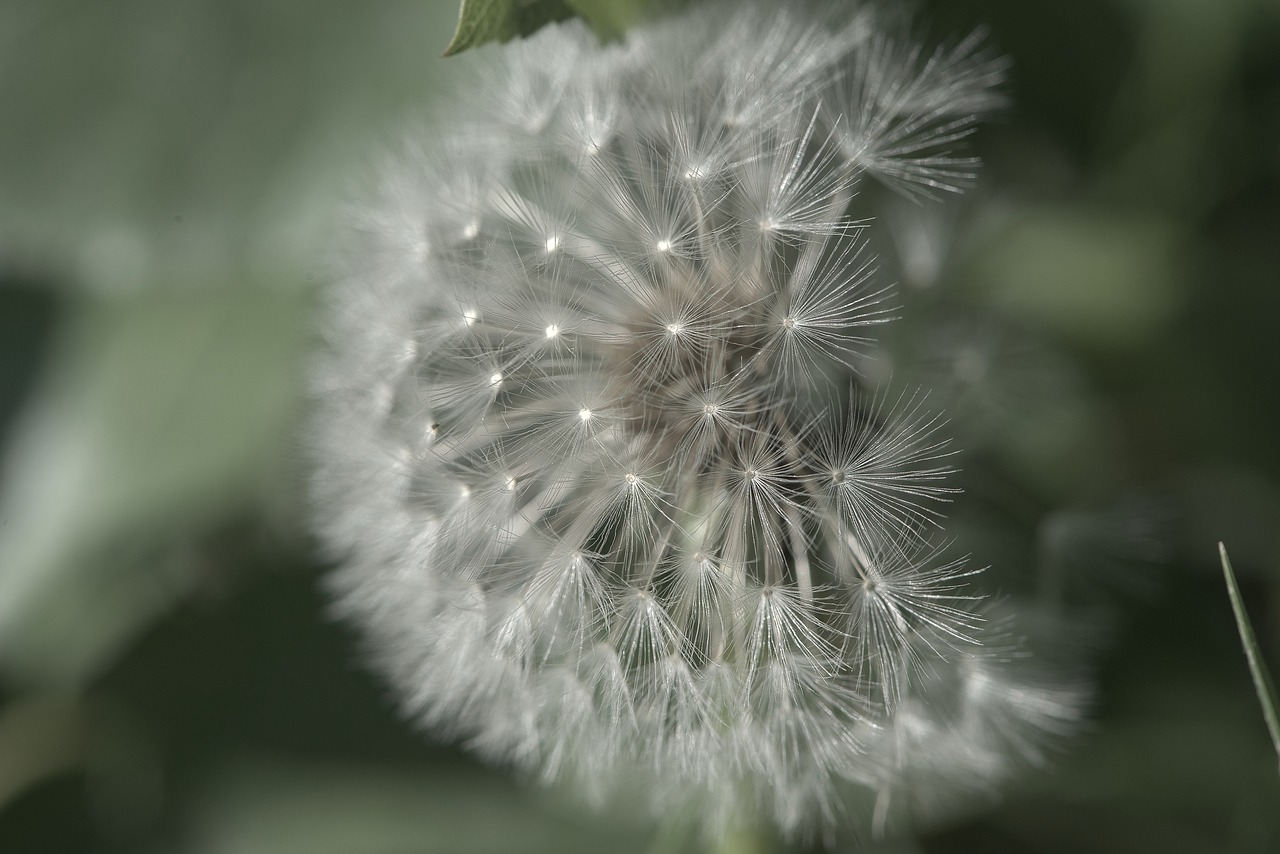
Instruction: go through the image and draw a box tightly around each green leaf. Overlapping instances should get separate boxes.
[564,0,643,40]
[970,208,1185,349]
[177,759,650,854]
[0,286,310,687]
[443,0,576,56]
[1220,542,1280,774]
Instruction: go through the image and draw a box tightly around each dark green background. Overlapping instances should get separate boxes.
[1,1,1278,851]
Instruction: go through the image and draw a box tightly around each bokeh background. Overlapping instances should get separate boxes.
[1,1,1278,851]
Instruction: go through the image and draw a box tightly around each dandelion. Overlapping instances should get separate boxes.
[309,2,1077,841]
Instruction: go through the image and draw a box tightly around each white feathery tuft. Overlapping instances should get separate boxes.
[309,2,1077,841]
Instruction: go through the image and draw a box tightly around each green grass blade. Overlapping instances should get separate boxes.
[1220,542,1280,773]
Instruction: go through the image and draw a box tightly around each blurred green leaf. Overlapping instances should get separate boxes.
[443,0,576,56]
[971,209,1186,348]
[443,0,647,55]
[0,286,310,687]
[0,2,459,297]
[564,0,644,39]
[179,760,649,854]
[0,697,84,811]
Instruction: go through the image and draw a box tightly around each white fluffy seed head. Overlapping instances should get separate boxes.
[310,2,1074,842]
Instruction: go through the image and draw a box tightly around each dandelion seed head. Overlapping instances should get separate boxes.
[310,1,1075,842]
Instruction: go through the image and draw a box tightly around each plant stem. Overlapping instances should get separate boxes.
[1219,542,1280,774]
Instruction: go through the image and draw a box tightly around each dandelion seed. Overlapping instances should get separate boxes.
[310,1,1076,843]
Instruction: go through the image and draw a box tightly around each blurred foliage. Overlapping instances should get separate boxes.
[1,0,1278,852]
[443,0,577,56]
[0,284,307,687]
[443,0,660,54]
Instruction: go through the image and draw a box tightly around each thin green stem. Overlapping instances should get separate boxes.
[1219,542,1280,774]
